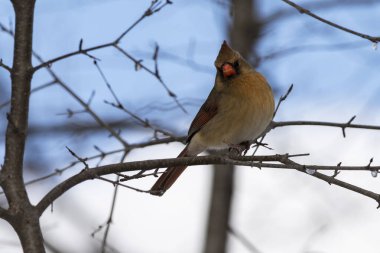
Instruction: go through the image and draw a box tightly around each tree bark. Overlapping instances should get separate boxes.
[10,208,45,253]
[0,0,45,252]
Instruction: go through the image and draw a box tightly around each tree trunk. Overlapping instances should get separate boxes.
[10,208,45,252]
[0,0,45,251]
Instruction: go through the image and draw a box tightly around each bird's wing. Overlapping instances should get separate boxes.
[187,88,220,142]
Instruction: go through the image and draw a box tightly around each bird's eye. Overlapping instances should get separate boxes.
[233,61,239,68]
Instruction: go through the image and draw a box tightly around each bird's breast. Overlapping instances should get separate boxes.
[196,81,274,149]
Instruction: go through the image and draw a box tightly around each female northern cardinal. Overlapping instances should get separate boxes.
[150,41,274,196]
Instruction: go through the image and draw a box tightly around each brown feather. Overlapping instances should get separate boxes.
[187,88,220,142]
[214,41,240,68]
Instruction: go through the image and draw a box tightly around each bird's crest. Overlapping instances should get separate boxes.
[214,41,240,68]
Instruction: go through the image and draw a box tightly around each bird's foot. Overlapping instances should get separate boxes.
[228,141,251,156]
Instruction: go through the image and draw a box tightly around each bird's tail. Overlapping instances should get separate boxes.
[150,146,189,196]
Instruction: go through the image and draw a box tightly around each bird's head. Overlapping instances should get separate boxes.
[214,41,251,80]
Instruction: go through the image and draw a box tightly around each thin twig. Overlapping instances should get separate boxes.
[114,0,172,44]
[29,1,184,112]
[33,0,172,71]
[252,84,293,155]
[4,136,184,194]
[282,157,380,208]
[114,45,186,112]
[100,151,128,253]
[27,3,184,113]
[96,176,151,194]
[266,0,380,24]
[271,118,380,135]
[93,60,176,137]
[282,0,380,43]
[132,48,213,74]
[65,146,89,169]
[33,42,114,71]
[273,84,293,116]
[100,175,119,253]
[0,58,11,72]
[32,51,129,147]
[118,170,164,182]
[0,21,130,147]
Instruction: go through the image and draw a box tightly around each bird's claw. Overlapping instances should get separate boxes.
[228,141,251,156]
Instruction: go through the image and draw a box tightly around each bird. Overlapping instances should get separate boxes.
[150,41,275,196]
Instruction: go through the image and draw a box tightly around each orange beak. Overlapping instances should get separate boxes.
[222,63,236,78]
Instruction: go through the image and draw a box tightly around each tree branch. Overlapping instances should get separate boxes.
[32,0,172,71]
[33,42,115,71]
[2,1,184,114]
[282,0,380,43]
[266,0,380,24]
[94,60,177,136]
[1,20,131,148]
[13,136,185,191]
[272,117,380,137]
[100,175,119,253]
[36,154,380,214]
[281,157,380,208]
[114,45,186,112]
[99,152,128,253]
[10,113,380,196]
[32,51,130,147]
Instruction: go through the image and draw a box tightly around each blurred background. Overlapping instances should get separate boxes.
[1,0,380,252]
